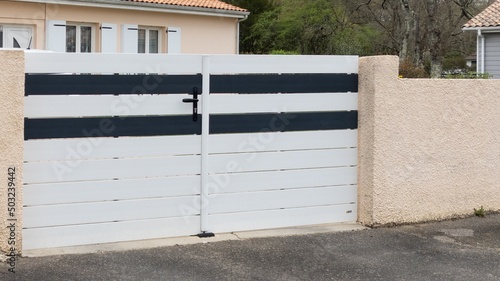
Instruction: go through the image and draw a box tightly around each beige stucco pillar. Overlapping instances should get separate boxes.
[357,55,399,226]
[358,55,500,226]
[0,50,24,255]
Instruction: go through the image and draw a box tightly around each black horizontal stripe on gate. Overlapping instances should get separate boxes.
[209,111,358,134]
[24,115,202,140]
[25,74,202,95]
[210,73,358,94]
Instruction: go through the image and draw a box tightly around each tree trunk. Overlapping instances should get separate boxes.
[426,0,442,78]
[400,0,416,63]
[430,60,442,78]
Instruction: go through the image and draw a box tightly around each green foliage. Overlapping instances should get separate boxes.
[443,52,467,72]
[246,6,281,53]
[333,25,382,56]
[474,206,486,217]
[277,0,341,54]
[233,0,381,55]
[225,0,278,54]
[443,72,492,79]
[270,49,300,55]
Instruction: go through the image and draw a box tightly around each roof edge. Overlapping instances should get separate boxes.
[14,0,250,18]
[463,26,500,32]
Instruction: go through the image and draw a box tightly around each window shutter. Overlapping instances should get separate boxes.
[46,20,66,52]
[167,27,181,54]
[101,23,117,53]
[121,24,138,53]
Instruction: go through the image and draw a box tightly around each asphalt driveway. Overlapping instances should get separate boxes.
[1,213,499,281]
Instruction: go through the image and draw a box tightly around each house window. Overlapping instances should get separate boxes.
[66,24,93,53]
[138,28,160,54]
[0,24,34,49]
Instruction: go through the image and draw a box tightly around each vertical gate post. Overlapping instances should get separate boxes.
[0,50,25,256]
[357,55,399,226]
[199,55,213,236]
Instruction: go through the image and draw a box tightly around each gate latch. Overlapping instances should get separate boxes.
[182,87,199,122]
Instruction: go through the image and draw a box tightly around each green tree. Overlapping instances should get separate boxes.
[243,0,380,55]
[352,0,488,77]
[225,0,278,53]
[228,0,487,72]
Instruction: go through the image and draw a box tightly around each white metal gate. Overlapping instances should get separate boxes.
[23,53,358,250]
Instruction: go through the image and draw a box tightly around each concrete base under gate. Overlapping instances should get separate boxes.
[21,222,367,257]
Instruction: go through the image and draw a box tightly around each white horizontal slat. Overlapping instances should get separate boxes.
[25,53,359,74]
[208,185,356,214]
[24,135,201,162]
[24,176,200,206]
[207,167,357,194]
[210,55,358,74]
[25,94,200,118]
[209,130,357,154]
[209,204,357,233]
[210,93,357,114]
[24,155,201,184]
[23,216,201,250]
[24,196,200,228]
[25,52,203,74]
[209,148,357,174]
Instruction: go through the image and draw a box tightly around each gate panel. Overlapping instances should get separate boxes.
[23,55,204,250]
[205,55,358,233]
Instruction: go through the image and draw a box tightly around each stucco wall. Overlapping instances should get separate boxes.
[0,50,24,254]
[358,55,500,226]
[0,1,239,54]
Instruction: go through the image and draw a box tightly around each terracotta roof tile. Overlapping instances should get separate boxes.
[121,0,247,12]
[463,0,500,28]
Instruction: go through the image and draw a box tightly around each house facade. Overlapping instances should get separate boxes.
[463,0,500,78]
[0,0,248,54]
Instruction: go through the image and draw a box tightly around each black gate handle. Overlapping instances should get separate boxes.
[182,87,199,122]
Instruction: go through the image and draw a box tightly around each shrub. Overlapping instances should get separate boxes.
[442,72,492,79]
[442,52,467,72]
[399,59,429,78]
[270,49,300,55]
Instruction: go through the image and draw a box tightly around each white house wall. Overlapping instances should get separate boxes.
[485,33,500,78]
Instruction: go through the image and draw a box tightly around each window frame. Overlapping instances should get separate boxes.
[138,26,161,54]
[0,24,34,49]
[65,22,96,53]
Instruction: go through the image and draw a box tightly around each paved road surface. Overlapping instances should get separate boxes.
[1,214,499,280]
